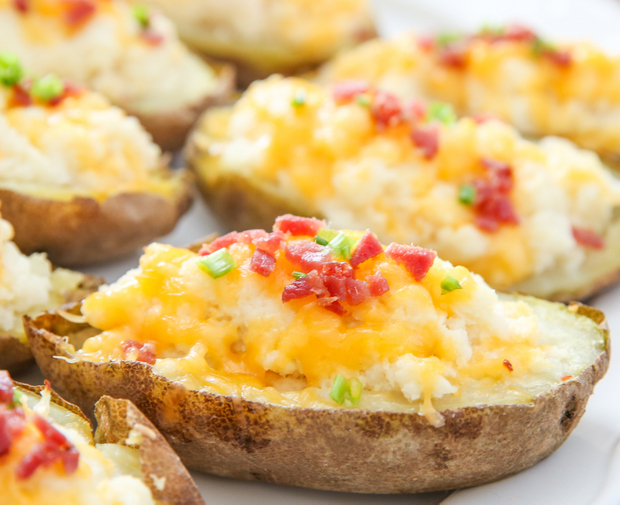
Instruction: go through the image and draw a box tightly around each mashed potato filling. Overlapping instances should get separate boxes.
[194,76,620,290]
[77,221,605,426]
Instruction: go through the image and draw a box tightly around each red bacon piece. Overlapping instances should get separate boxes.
[253,231,286,255]
[438,47,467,69]
[322,275,347,302]
[544,49,572,67]
[371,90,403,129]
[345,278,370,305]
[274,214,325,236]
[285,241,332,272]
[120,340,156,365]
[0,406,25,456]
[200,232,239,255]
[367,272,390,297]
[411,126,439,160]
[502,24,537,42]
[239,229,267,244]
[317,298,346,315]
[385,243,437,281]
[332,80,371,103]
[0,371,14,405]
[481,158,513,192]
[350,230,383,267]
[472,113,499,124]
[141,30,165,46]
[250,249,276,277]
[321,261,354,278]
[13,0,28,13]
[404,99,428,123]
[63,0,96,26]
[282,277,314,302]
[417,36,435,52]
[11,83,32,107]
[572,227,605,249]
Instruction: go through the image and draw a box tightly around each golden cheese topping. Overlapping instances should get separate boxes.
[76,217,602,426]
[317,27,620,157]
[193,76,620,290]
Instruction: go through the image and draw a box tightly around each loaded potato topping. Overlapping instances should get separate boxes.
[0,0,217,113]
[77,216,605,426]
[192,76,620,289]
[0,53,180,200]
[317,25,620,156]
[0,372,156,504]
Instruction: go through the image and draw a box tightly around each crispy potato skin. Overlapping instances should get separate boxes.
[0,174,193,267]
[25,300,609,494]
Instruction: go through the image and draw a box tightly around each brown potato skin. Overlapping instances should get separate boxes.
[0,173,193,267]
[24,300,609,494]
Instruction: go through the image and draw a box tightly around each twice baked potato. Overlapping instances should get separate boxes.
[25,216,609,493]
[186,76,620,301]
[128,0,375,86]
[316,26,620,166]
[0,372,203,504]
[0,212,101,373]
[0,0,234,150]
[0,55,192,266]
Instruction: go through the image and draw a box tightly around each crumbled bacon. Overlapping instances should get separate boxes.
[503,359,514,372]
[282,277,314,302]
[200,232,240,255]
[322,274,347,301]
[411,126,439,160]
[0,371,13,405]
[253,231,286,255]
[350,231,383,267]
[385,243,437,282]
[317,298,346,315]
[332,80,371,103]
[438,46,467,69]
[285,241,332,272]
[404,99,428,123]
[250,249,277,277]
[371,90,403,129]
[11,82,32,107]
[472,113,499,124]
[544,48,572,67]
[63,0,96,27]
[321,261,354,278]
[239,229,268,244]
[13,0,28,13]
[481,158,513,192]
[501,24,537,42]
[274,214,325,236]
[417,36,435,52]
[141,30,165,46]
[572,227,605,249]
[345,278,370,305]
[366,272,390,297]
[0,406,25,456]
[120,339,156,365]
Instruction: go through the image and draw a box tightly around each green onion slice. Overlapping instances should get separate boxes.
[0,53,22,87]
[292,271,307,280]
[197,249,237,279]
[291,90,306,107]
[132,3,150,28]
[314,235,329,246]
[31,74,64,101]
[348,378,363,406]
[316,229,339,243]
[330,374,349,405]
[458,184,476,205]
[327,232,357,260]
[436,33,462,47]
[531,37,555,57]
[427,101,457,125]
[355,94,371,107]
[10,390,22,409]
[441,276,463,295]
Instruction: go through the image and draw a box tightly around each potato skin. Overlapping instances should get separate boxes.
[0,173,193,267]
[25,299,609,494]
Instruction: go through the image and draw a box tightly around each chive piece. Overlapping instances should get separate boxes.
[349,378,363,406]
[531,37,555,57]
[427,101,457,125]
[291,90,306,108]
[0,53,22,87]
[314,235,329,246]
[31,74,64,101]
[327,231,357,260]
[436,33,461,48]
[10,390,22,409]
[132,3,150,28]
[355,94,371,107]
[330,374,348,405]
[292,271,307,280]
[458,184,476,205]
[316,229,339,243]
[197,248,237,278]
[441,276,463,295]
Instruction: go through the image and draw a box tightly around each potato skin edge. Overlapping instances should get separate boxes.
[25,299,609,494]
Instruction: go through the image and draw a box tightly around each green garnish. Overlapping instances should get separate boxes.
[316,228,339,243]
[327,231,357,260]
[314,235,329,246]
[292,271,307,280]
[348,378,363,406]
[426,101,457,125]
[31,74,64,101]
[441,276,463,295]
[458,184,476,205]
[479,24,504,36]
[132,3,150,28]
[355,94,371,107]
[291,90,306,108]
[10,390,22,409]
[330,375,363,406]
[197,249,237,279]
[531,37,555,57]
[436,33,462,48]
[0,53,23,87]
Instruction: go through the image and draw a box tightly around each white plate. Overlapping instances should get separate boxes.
[15,1,620,502]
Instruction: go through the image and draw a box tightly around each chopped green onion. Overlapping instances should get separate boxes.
[427,101,457,125]
[328,231,357,260]
[348,378,363,406]
[436,33,462,48]
[458,184,476,205]
[316,228,339,243]
[330,374,349,405]
[0,53,22,87]
[197,249,237,278]
[10,390,22,409]
[31,74,64,101]
[355,94,371,107]
[314,235,329,246]
[441,276,463,295]
[291,90,306,107]
[531,37,555,57]
[479,24,504,36]
[292,271,307,280]
[132,3,150,28]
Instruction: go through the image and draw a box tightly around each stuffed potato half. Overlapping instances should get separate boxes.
[1,373,203,504]
[186,76,620,301]
[25,216,609,493]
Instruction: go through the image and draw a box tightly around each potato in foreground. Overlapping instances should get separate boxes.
[186,76,620,301]
[25,215,609,493]
[0,372,204,505]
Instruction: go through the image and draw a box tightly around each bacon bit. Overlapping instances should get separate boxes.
[282,277,314,302]
[274,214,325,236]
[404,99,428,123]
[345,278,370,305]
[411,126,439,160]
[371,90,403,129]
[366,272,390,297]
[322,274,347,301]
[481,158,514,191]
[502,24,537,42]
[318,298,346,315]
[321,261,354,278]
[438,46,467,69]
[13,0,28,13]
[332,80,371,104]
[250,249,276,277]
[572,227,605,249]
[200,232,239,255]
[0,371,13,405]
[285,241,332,272]
[385,243,437,282]
[141,30,165,46]
[561,375,573,381]
[503,359,513,372]
[239,229,268,243]
[10,82,32,107]
[63,0,96,27]
[253,231,286,255]
[472,113,499,124]
[120,339,156,365]
[350,231,383,267]
[306,270,330,297]
[417,36,435,52]
[0,406,25,457]
[544,48,572,67]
